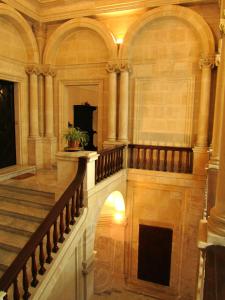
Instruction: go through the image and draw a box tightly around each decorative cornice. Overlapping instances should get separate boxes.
[199,56,215,69]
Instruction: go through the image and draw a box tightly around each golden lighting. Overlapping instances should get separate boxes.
[116,37,123,45]
[105,191,125,223]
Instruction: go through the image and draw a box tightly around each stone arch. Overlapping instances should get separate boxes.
[120,5,215,59]
[43,18,117,64]
[0,3,39,63]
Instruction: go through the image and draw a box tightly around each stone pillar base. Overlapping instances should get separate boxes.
[208,208,225,240]
[43,137,57,168]
[193,146,209,175]
[56,151,98,191]
[28,137,43,168]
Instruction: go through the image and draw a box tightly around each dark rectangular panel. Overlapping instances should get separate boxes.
[0,80,16,169]
[138,224,173,286]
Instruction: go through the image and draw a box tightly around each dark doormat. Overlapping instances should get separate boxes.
[12,173,35,180]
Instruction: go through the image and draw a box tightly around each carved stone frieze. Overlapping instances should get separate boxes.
[219,18,225,35]
[106,61,132,73]
[42,65,56,77]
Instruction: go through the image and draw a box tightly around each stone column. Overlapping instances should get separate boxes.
[26,66,43,167]
[43,67,57,168]
[106,63,117,142]
[208,98,225,239]
[118,63,131,142]
[26,66,40,138]
[193,56,214,175]
[196,56,214,147]
[44,68,55,138]
[210,22,225,168]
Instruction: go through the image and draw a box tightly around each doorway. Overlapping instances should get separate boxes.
[0,80,16,168]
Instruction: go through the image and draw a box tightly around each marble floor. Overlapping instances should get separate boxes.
[91,290,156,300]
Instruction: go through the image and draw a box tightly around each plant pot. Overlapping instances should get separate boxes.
[68,140,80,148]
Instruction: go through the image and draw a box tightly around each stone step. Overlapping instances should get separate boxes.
[0,214,41,233]
[0,209,44,223]
[0,165,36,182]
[0,184,55,203]
[0,195,53,211]
[0,229,29,249]
[0,200,49,219]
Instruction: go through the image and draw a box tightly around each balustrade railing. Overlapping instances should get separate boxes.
[95,145,125,183]
[0,157,87,300]
[128,144,193,174]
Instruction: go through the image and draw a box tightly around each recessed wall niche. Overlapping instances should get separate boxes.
[65,84,99,147]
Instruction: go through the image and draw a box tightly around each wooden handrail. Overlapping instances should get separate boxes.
[128,144,193,174]
[0,157,87,298]
[95,145,125,183]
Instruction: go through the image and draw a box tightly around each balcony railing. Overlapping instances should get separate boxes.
[0,157,87,300]
[95,145,125,184]
[128,144,193,174]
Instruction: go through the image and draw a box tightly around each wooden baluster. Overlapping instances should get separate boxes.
[95,160,98,184]
[143,148,147,169]
[137,148,140,169]
[120,148,123,169]
[149,148,153,170]
[100,155,104,180]
[80,183,84,208]
[185,150,189,173]
[59,211,65,243]
[75,187,80,217]
[23,263,31,300]
[164,150,168,171]
[190,151,193,173]
[31,251,38,287]
[70,194,75,225]
[130,146,133,168]
[39,240,46,275]
[156,149,160,171]
[65,202,71,234]
[115,149,118,171]
[97,157,100,183]
[171,150,175,172]
[178,151,182,173]
[46,230,53,263]
[13,277,20,300]
[112,151,116,173]
[52,221,59,253]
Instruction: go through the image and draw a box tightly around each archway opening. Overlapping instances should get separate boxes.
[93,191,126,296]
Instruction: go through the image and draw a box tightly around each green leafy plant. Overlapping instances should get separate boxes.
[64,127,89,148]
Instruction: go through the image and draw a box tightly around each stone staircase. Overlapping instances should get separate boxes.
[0,183,55,281]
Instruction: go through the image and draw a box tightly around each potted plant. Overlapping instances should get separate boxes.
[64,127,89,149]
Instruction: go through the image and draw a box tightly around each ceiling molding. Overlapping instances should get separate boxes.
[0,0,218,23]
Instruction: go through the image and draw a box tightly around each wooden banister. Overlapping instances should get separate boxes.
[128,144,193,174]
[95,145,125,183]
[0,157,87,299]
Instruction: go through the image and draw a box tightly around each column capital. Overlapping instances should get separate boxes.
[25,65,41,75]
[199,55,215,70]
[219,18,225,35]
[105,63,118,73]
[118,62,132,73]
[42,65,56,77]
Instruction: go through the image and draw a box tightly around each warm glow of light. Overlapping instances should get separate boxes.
[114,212,124,222]
[105,191,125,223]
[116,37,123,45]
